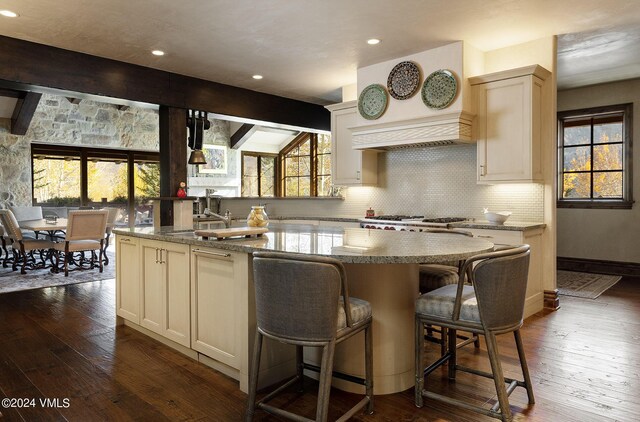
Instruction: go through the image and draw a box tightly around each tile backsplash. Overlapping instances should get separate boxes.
[221,144,544,222]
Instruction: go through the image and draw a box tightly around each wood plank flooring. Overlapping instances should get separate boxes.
[0,276,638,421]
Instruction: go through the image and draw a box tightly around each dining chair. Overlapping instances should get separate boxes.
[0,223,7,264]
[0,209,54,274]
[102,207,120,265]
[246,251,373,422]
[414,245,534,422]
[53,210,108,276]
[9,205,43,222]
[420,228,480,351]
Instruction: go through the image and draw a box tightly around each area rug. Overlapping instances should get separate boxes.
[0,249,115,294]
[557,270,621,299]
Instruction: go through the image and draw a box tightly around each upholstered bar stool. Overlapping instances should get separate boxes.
[0,209,54,274]
[420,228,479,350]
[246,251,373,422]
[414,245,535,422]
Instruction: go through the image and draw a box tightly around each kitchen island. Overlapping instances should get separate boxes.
[114,224,495,394]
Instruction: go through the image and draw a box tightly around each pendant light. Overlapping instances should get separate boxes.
[187,110,208,165]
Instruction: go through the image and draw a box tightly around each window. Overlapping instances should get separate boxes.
[241,152,276,197]
[558,104,633,209]
[31,144,159,225]
[280,132,332,197]
[240,132,331,198]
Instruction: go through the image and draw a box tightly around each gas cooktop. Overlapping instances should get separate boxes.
[364,215,424,221]
[364,216,468,223]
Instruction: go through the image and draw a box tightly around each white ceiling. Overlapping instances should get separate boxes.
[1,0,640,104]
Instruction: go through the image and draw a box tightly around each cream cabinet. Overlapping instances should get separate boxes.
[326,101,378,186]
[464,227,544,318]
[470,65,550,184]
[116,235,140,323]
[190,246,249,370]
[139,239,191,347]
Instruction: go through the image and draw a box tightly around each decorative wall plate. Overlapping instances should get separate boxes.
[358,84,388,120]
[421,69,457,110]
[387,61,421,100]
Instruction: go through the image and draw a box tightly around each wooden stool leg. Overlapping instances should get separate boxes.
[414,316,425,408]
[244,331,263,422]
[448,328,457,380]
[365,322,374,414]
[295,345,304,392]
[316,341,336,422]
[484,332,513,421]
[514,329,535,404]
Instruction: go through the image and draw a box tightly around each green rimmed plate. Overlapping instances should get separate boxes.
[358,84,388,120]
[422,70,457,110]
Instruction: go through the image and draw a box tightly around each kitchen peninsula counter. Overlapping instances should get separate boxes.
[113,223,493,264]
[112,224,503,395]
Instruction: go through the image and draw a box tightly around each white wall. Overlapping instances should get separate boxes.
[557,78,640,263]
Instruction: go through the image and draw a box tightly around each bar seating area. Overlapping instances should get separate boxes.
[246,252,374,422]
[415,245,535,421]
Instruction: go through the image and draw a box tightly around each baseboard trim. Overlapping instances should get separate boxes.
[557,257,640,277]
[544,289,560,311]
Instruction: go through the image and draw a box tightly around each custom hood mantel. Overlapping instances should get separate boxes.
[351,41,481,149]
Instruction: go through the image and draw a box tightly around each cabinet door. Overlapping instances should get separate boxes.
[476,75,542,183]
[140,239,165,334]
[116,235,140,323]
[162,243,191,347]
[330,103,378,186]
[190,247,248,369]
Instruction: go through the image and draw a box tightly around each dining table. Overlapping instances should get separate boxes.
[19,218,68,240]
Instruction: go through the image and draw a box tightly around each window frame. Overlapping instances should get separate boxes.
[31,143,160,224]
[240,151,278,198]
[278,132,332,198]
[557,103,633,209]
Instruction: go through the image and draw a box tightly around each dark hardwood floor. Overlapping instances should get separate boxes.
[0,276,639,421]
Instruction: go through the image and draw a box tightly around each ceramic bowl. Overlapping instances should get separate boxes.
[483,210,512,225]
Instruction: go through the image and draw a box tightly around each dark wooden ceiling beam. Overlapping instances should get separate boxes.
[0,87,21,98]
[11,91,42,135]
[230,124,257,149]
[0,35,329,131]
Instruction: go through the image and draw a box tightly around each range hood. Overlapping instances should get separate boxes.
[350,41,479,150]
[350,110,475,150]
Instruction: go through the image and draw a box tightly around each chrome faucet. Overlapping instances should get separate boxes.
[204,208,232,228]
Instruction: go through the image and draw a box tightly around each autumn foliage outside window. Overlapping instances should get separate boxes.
[558,104,633,209]
[280,132,331,197]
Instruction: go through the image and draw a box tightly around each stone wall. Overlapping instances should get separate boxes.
[0,93,159,208]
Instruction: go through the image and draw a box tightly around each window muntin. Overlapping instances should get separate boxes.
[558,104,633,208]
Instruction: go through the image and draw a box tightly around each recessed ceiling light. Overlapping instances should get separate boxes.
[0,10,18,18]
[151,50,165,56]
[252,75,263,80]
[367,38,380,45]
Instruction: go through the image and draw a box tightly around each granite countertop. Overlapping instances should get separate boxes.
[450,221,546,231]
[113,223,494,264]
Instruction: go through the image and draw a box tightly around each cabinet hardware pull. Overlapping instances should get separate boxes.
[356,170,361,180]
[480,165,486,176]
[155,248,159,263]
[193,249,231,258]
[160,248,165,264]
[477,235,493,239]
[121,238,131,242]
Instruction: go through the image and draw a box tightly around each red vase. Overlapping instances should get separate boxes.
[177,187,187,198]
